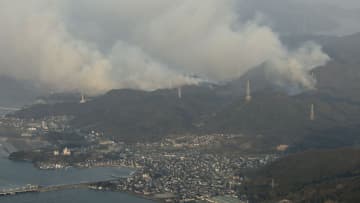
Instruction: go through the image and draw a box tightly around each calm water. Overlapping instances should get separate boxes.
[0,189,154,203]
[0,158,153,203]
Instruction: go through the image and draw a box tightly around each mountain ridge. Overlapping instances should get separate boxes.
[8,32,360,150]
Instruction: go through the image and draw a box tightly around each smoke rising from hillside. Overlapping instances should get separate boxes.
[0,0,329,94]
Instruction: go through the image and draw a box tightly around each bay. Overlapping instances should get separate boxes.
[0,158,154,203]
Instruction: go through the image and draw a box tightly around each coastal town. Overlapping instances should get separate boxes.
[0,116,279,202]
[93,150,277,202]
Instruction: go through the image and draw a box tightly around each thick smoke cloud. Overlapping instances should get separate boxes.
[0,0,329,94]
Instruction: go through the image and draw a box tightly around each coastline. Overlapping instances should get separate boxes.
[89,187,161,203]
[0,138,17,158]
[0,157,156,202]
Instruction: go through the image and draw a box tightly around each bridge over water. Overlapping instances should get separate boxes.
[0,107,20,111]
[0,180,109,197]
[0,185,39,196]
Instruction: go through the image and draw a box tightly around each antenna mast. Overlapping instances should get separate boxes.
[245,80,252,103]
[178,87,182,99]
[80,93,86,104]
[310,104,315,121]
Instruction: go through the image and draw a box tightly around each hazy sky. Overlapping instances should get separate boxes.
[300,0,360,9]
[235,0,360,35]
[2,0,357,94]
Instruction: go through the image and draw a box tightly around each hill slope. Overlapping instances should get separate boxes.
[11,85,229,142]
[242,148,360,202]
[9,33,360,149]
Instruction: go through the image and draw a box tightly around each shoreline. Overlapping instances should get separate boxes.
[35,162,161,202]
[0,157,156,202]
[7,155,140,171]
[0,186,158,203]
[92,189,161,203]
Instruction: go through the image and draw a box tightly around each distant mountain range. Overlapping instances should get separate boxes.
[9,32,360,151]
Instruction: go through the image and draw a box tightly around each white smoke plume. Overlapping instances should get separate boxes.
[0,0,329,94]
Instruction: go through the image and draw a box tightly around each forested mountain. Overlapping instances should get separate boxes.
[9,33,360,149]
